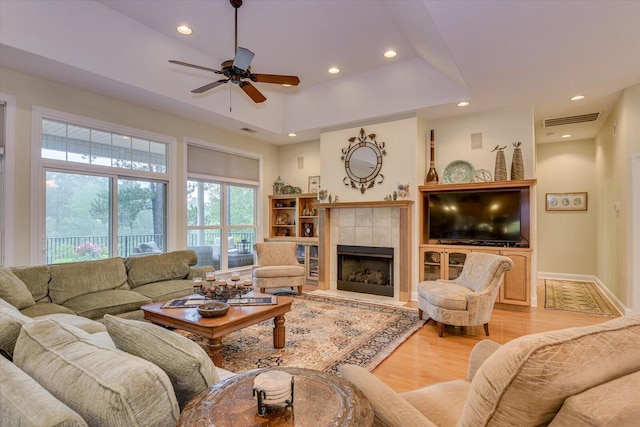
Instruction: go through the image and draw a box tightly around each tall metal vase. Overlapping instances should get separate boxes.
[493,146,507,181]
[510,141,524,180]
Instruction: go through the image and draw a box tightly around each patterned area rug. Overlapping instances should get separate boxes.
[176,294,424,374]
[544,279,615,317]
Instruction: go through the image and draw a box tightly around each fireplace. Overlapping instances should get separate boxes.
[337,245,394,297]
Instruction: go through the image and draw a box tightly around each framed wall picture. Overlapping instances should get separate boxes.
[545,192,588,211]
[308,176,320,193]
[302,223,314,237]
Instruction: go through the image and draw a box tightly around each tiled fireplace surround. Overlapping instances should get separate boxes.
[317,201,413,302]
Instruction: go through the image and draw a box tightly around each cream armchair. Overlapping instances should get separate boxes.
[340,314,640,427]
[417,252,514,337]
[251,242,305,295]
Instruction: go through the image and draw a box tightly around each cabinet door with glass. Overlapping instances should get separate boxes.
[420,245,470,281]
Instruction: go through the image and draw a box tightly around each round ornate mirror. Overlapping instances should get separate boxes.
[342,128,386,194]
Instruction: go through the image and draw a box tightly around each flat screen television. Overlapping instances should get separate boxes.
[428,189,521,245]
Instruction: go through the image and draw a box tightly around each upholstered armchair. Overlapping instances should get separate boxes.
[417,252,513,337]
[252,242,305,295]
[340,314,640,427]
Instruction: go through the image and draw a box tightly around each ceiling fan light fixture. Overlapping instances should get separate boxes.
[288,133,297,137]
[176,25,192,35]
[457,101,470,107]
[328,67,340,74]
[384,50,397,58]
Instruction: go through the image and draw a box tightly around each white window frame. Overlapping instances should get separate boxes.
[183,137,262,271]
[0,94,16,266]
[30,106,177,264]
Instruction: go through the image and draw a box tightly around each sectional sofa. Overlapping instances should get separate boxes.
[1,249,211,321]
[0,250,236,426]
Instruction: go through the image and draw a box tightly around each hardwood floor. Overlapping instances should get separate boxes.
[357,280,619,392]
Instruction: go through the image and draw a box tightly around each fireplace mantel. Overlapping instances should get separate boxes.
[317,200,414,302]
[316,200,413,210]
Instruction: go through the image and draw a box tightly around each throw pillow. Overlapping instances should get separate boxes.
[0,268,36,309]
[13,319,179,426]
[104,314,220,409]
[0,298,33,359]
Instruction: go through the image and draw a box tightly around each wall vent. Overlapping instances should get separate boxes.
[543,112,600,127]
[240,127,257,133]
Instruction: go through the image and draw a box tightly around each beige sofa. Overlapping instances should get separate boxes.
[340,314,640,426]
[1,250,212,321]
[1,299,234,426]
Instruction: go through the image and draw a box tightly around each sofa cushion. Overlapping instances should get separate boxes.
[62,289,151,320]
[549,371,640,426]
[401,379,471,427]
[10,265,51,303]
[125,250,197,288]
[13,319,180,427]
[461,314,640,426]
[339,364,436,427]
[49,257,129,304]
[104,314,220,410]
[0,356,88,427]
[417,281,471,311]
[252,265,305,278]
[133,279,194,302]
[0,298,32,359]
[0,267,36,309]
[20,302,77,317]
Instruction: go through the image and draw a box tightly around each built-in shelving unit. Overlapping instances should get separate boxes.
[419,180,536,309]
[267,193,319,284]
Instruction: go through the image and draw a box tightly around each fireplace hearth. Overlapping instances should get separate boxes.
[337,245,394,297]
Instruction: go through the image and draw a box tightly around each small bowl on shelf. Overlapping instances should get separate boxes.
[197,302,230,318]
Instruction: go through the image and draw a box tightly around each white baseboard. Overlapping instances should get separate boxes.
[538,272,630,315]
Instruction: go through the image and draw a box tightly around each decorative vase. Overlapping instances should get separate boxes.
[510,141,524,180]
[492,145,507,181]
[424,130,439,185]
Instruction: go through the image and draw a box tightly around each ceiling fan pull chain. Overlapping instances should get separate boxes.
[229,84,232,112]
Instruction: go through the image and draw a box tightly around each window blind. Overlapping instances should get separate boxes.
[187,144,259,183]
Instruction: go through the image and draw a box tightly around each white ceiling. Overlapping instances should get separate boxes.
[1,0,639,145]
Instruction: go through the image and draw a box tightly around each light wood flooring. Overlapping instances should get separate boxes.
[304,280,620,393]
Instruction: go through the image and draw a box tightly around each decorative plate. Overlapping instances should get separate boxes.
[442,160,475,184]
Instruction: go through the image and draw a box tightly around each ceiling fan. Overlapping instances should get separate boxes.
[169,0,300,103]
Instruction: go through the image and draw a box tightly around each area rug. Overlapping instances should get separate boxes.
[544,279,615,316]
[176,294,424,374]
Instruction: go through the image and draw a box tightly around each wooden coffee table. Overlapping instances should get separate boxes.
[141,294,293,367]
[178,367,374,426]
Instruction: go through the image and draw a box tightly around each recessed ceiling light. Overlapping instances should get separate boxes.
[328,67,340,74]
[176,25,192,35]
[561,134,572,138]
[383,50,397,58]
[288,133,297,137]
[570,95,585,101]
[457,101,470,107]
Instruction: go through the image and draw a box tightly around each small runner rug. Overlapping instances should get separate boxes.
[175,293,424,374]
[544,279,615,317]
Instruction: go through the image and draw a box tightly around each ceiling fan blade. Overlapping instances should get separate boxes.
[250,74,300,86]
[191,79,229,94]
[169,60,222,74]
[239,81,267,103]
[233,47,255,72]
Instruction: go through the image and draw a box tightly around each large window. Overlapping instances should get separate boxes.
[186,142,259,271]
[33,108,173,264]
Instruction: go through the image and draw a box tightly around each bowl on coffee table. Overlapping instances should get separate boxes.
[197,302,230,318]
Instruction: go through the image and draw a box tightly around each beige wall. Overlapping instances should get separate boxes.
[536,139,597,275]
[595,83,640,308]
[0,67,279,266]
[276,139,321,193]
